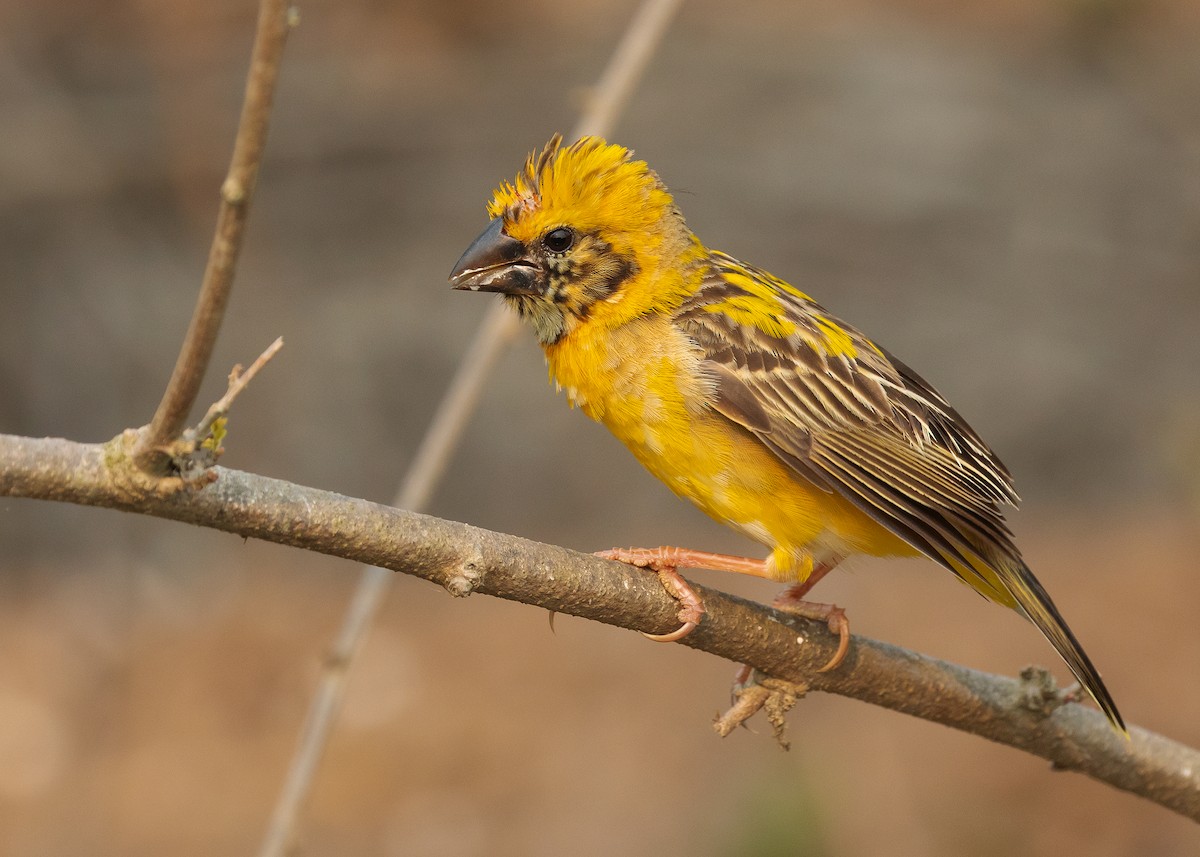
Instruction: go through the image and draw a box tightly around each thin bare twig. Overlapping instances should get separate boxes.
[256,1,686,854]
[133,0,293,474]
[3,432,1198,823]
[145,337,287,487]
[194,336,285,442]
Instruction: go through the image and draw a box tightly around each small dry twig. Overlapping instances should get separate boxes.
[714,678,809,750]
[193,336,284,443]
[152,336,286,484]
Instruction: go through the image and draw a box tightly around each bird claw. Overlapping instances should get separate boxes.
[772,591,851,672]
[642,616,699,643]
[817,606,850,672]
[596,548,705,642]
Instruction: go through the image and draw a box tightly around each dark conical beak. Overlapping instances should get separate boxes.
[449,218,541,296]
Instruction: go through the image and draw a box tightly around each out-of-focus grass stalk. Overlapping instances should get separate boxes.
[256,2,686,855]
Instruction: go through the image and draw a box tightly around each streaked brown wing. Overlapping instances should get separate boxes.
[676,253,1022,587]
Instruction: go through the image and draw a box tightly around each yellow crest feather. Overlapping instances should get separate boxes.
[486,135,678,242]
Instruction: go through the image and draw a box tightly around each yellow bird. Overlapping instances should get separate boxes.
[449,135,1124,733]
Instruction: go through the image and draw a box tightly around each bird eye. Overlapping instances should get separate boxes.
[543,227,574,253]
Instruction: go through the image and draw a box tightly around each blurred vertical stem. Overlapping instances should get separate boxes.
[132,0,293,474]
[255,0,685,855]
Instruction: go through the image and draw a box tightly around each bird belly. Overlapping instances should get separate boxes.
[546,319,916,583]
[626,411,918,582]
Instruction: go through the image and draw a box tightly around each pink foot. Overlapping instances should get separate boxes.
[773,584,850,672]
[595,547,709,642]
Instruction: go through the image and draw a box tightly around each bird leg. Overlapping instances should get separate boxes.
[596,547,772,578]
[595,547,850,672]
[595,547,770,642]
[771,557,849,672]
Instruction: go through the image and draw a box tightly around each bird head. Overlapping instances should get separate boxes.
[449,135,698,345]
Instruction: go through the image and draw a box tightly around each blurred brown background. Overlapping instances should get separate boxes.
[2,0,1199,854]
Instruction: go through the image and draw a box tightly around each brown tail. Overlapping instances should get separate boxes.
[989,554,1126,734]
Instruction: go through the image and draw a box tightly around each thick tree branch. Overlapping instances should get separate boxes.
[2,431,1198,823]
[133,0,292,474]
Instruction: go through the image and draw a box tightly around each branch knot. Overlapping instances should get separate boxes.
[221,177,248,205]
[444,552,485,598]
[714,675,808,750]
[1018,665,1066,720]
[106,429,207,500]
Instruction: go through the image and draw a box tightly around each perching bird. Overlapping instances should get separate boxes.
[449,135,1124,733]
